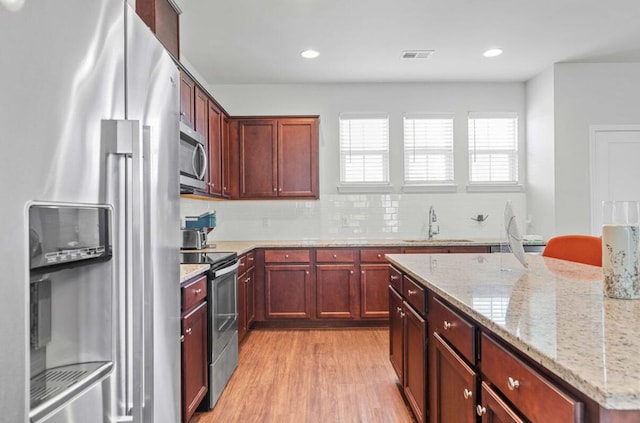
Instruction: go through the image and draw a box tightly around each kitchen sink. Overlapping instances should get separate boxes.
[403,239,473,243]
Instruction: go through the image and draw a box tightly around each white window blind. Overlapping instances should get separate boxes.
[403,114,454,184]
[339,114,389,184]
[468,113,518,183]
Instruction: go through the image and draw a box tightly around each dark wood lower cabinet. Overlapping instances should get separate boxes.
[181,301,208,423]
[404,302,427,423]
[360,264,391,318]
[389,287,404,383]
[265,264,312,319]
[429,331,477,423]
[477,382,526,423]
[316,264,358,319]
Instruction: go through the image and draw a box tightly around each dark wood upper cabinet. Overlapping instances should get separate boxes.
[208,100,223,196]
[179,71,195,129]
[277,118,319,198]
[237,117,319,200]
[221,116,232,198]
[238,119,278,198]
[136,0,180,59]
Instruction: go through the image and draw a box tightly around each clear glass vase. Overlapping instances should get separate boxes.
[602,200,640,299]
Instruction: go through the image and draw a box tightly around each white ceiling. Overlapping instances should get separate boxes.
[174,0,640,85]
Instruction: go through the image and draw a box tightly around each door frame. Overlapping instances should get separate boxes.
[589,124,640,235]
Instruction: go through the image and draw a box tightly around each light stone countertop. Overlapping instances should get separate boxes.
[189,238,546,256]
[386,252,640,410]
[179,264,210,284]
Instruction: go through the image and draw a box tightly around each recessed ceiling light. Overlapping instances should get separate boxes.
[483,48,503,58]
[301,49,320,59]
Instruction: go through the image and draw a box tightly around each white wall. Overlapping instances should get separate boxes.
[553,63,640,234]
[525,68,556,238]
[181,82,528,241]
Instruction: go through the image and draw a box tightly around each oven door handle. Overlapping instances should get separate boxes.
[213,260,240,278]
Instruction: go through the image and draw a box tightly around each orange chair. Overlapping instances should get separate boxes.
[542,235,602,267]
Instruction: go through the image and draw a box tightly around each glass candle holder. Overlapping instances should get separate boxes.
[602,200,640,299]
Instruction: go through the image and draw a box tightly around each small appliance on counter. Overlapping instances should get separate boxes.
[182,212,216,250]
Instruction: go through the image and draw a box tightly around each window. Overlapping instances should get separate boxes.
[468,112,518,183]
[403,114,454,184]
[339,113,389,184]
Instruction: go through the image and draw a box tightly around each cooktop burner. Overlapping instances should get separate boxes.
[180,251,237,271]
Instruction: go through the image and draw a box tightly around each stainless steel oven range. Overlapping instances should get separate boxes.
[180,251,239,409]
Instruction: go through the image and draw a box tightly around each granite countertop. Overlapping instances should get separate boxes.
[386,252,640,410]
[189,238,545,256]
[180,264,210,284]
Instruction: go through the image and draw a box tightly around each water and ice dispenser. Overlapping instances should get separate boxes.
[28,204,114,422]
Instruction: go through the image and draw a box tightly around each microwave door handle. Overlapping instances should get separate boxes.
[193,142,207,181]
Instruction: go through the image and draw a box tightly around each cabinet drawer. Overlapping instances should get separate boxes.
[316,249,355,263]
[182,274,207,311]
[430,297,475,364]
[246,251,256,269]
[360,248,402,263]
[481,333,583,423]
[238,255,248,274]
[403,276,425,316]
[389,266,402,293]
[264,249,310,263]
[448,245,490,254]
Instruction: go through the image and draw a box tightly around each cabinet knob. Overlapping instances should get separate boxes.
[185,327,192,335]
[396,306,402,313]
[400,311,406,318]
[361,270,365,275]
[407,289,417,296]
[245,277,251,283]
[463,388,473,399]
[285,254,289,259]
[273,188,277,192]
[443,321,452,330]
[350,270,354,275]
[180,335,185,343]
[194,288,202,295]
[476,405,486,416]
[306,271,309,275]
[333,254,337,259]
[390,275,398,280]
[248,257,254,262]
[278,188,282,192]
[507,377,520,391]
[377,254,382,258]
[180,112,185,117]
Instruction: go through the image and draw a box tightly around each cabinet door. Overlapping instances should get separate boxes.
[316,264,358,319]
[179,71,195,128]
[477,382,526,423]
[404,302,427,423]
[239,119,277,198]
[389,287,404,383]
[430,331,477,423]
[221,116,231,198]
[265,264,312,318]
[208,100,223,196]
[246,267,256,328]
[360,264,391,319]
[237,269,247,342]
[277,118,319,198]
[181,301,208,423]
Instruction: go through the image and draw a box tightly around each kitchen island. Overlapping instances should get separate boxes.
[386,252,640,422]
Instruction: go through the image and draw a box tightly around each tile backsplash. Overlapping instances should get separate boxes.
[180,193,527,242]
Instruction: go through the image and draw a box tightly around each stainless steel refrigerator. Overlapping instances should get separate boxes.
[0,1,181,422]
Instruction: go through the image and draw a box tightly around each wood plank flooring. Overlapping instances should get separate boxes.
[191,328,416,423]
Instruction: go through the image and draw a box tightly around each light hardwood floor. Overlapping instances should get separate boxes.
[192,328,416,423]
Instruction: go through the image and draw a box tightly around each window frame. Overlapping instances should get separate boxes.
[402,113,455,188]
[338,112,390,188]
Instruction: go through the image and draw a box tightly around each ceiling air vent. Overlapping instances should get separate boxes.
[401,50,434,59]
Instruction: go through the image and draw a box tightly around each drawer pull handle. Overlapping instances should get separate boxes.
[463,388,473,399]
[476,405,486,416]
[407,289,417,296]
[443,321,452,330]
[248,257,254,262]
[390,275,399,280]
[507,377,520,390]
[185,328,192,335]
[194,288,202,294]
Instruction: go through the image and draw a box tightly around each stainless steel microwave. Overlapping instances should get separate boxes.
[179,121,207,193]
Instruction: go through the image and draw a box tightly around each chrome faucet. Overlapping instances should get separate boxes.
[428,206,439,240]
